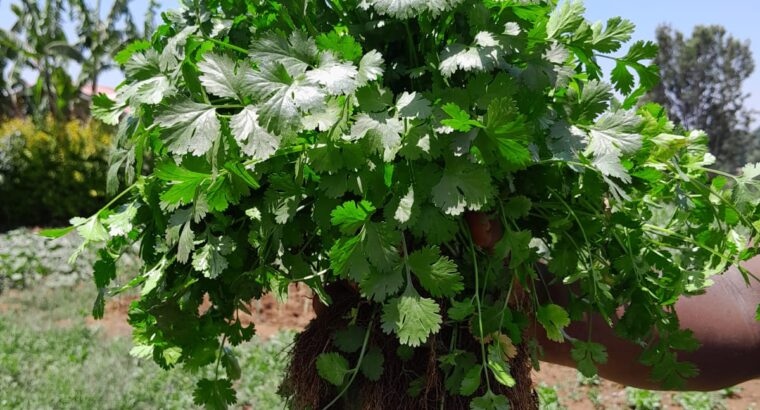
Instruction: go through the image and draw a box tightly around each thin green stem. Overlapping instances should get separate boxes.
[322,318,375,410]
[204,37,248,55]
[462,222,492,392]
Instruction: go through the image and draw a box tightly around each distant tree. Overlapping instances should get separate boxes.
[649,25,756,171]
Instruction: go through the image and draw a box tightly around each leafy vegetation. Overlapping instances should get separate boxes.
[0,284,291,410]
[648,25,757,172]
[0,118,113,229]
[0,0,156,121]
[51,0,760,408]
[0,228,138,293]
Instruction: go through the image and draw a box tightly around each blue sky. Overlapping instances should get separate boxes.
[2,0,758,119]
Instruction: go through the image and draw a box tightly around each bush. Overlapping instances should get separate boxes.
[0,118,112,230]
[0,228,139,293]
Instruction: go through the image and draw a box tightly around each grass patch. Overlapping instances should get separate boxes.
[0,285,293,409]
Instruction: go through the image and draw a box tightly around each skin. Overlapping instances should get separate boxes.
[466,212,760,391]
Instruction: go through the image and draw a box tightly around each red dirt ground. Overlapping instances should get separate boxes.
[89,286,760,410]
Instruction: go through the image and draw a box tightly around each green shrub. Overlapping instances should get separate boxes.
[0,228,139,293]
[0,117,112,230]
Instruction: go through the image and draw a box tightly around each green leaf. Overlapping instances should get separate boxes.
[360,346,385,381]
[359,267,405,302]
[439,33,505,78]
[333,325,366,353]
[91,93,122,125]
[448,299,475,321]
[470,390,510,410]
[331,200,376,234]
[93,250,117,288]
[198,52,254,99]
[441,103,482,132]
[350,113,405,162]
[364,0,462,19]
[192,235,235,279]
[407,246,464,297]
[249,32,318,76]
[571,341,608,378]
[396,92,432,119]
[193,378,237,410]
[306,52,359,95]
[487,344,516,387]
[230,105,281,161]
[105,203,138,237]
[503,196,532,220]
[155,162,210,205]
[381,287,443,346]
[75,216,109,242]
[39,226,76,239]
[155,100,220,157]
[756,304,760,322]
[459,364,482,396]
[363,222,401,272]
[536,304,570,342]
[356,50,385,86]
[317,31,363,61]
[115,40,151,65]
[432,157,494,216]
[243,63,326,134]
[316,352,350,386]
[546,0,586,38]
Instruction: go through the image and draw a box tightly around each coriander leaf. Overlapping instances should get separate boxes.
[546,0,585,38]
[439,33,505,78]
[249,31,318,76]
[155,100,220,157]
[331,200,376,234]
[330,236,370,282]
[459,364,482,396]
[316,352,350,386]
[487,344,516,387]
[306,52,359,95]
[350,113,404,161]
[91,94,122,125]
[448,299,475,321]
[591,17,636,53]
[316,31,363,61]
[537,304,570,342]
[360,346,385,381]
[381,286,443,346]
[394,186,415,224]
[470,390,510,410]
[333,325,366,353]
[105,203,138,237]
[243,63,325,135]
[198,53,254,99]
[432,157,494,216]
[440,103,482,132]
[363,222,401,272]
[230,105,281,161]
[76,216,109,242]
[356,50,385,86]
[192,378,237,410]
[359,266,405,301]
[192,235,235,279]
[115,40,151,65]
[362,0,463,19]
[571,341,608,378]
[407,246,464,297]
[396,92,432,119]
[547,121,587,162]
